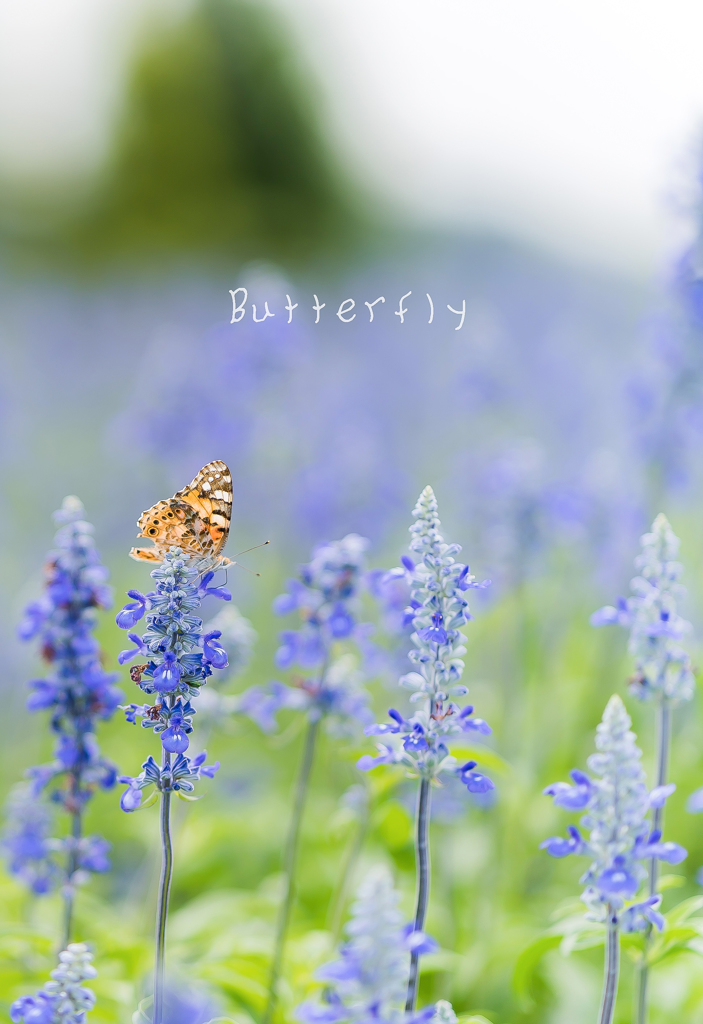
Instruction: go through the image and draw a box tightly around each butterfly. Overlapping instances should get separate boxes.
[130,461,234,568]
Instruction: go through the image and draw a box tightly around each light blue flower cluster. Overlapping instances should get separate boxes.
[115,548,226,810]
[2,785,58,895]
[204,604,257,679]
[10,943,96,1024]
[359,487,493,793]
[296,865,438,1024]
[3,498,120,895]
[541,695,686,928]
[275,533,370,665]
[591,514,694,703]
[238,535,373,734]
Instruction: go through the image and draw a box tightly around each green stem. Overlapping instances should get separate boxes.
[262,716,320,1024]
[61,770,82,950]
[599,912,620,1024]
[153,748,173,1024]
[328,793,369,942]
[635,696,671,1024]
[405,777,432,1012]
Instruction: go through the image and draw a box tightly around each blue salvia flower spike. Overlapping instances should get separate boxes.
[296,865,446,1024]
[251,534,374,1024]
[10,942,97,1023]
[591,513,694,703]
[591,514,694,1023]
[239,533,373,735]
[4,497,121,950]
[541,695,686,1024]
[359,486,493,1011]
[115,546,229,1024]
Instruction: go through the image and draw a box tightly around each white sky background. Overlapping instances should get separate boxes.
[1,0,703,275]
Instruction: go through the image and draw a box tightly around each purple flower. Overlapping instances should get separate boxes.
[202,630,228,669]
[328,603,354,638]
[540,825,586,858]
[153,651,182,694]
[190,751,220,778]
[456,760,495,793]
[272,535,369,669]
[543,769,592,810]
[11,942,96,1022]
[78,836,111,874]
[357,745,397,771]
[634,829,687,864]
[597,856,639,899]
[237,681,301,733]
[119,783,143,812]
[161,720,191,754]
[649,783,676,808]
[273,579,308,616]
[10,993,55,1024]
[5,497,119,897]
[458,705,492,735]
[620,895,665,934]
[275,630,300,669]
[115,590,148,629]
[17,601,48,642]
[403,924,438,955]
[118,632,149,664]
[197,571,232,602]
[590,597,630,628]
[403,723,429,752]
[417,612,448,645]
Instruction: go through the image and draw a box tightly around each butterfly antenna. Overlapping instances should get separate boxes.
[232,539,270,558]
[233,562,261,577]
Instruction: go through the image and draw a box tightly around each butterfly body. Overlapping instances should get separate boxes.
[130,461,233,568]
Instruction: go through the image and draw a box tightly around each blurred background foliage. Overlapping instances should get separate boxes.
[0,0,361,271]
[2,1,703,1022]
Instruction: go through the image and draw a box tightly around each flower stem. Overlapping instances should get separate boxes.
[262,716,320,1024]
[61,770,82,950]
[598,913,620,1024]
[405,777,432,1012]
[153,749,173,1024]
[635,696,671,1024]
[328,792,370,942]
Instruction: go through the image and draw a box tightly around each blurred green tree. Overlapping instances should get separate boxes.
[5,0,360,269]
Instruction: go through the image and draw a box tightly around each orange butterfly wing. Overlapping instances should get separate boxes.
[130,461,233,567]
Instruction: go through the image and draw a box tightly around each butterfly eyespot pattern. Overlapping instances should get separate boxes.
[130,460,233,569]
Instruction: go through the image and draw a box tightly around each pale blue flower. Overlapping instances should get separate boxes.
[295,865,439,1024]
[541,695,685,927]
[11,943,96,1023]
[591,514,694,702]
[360,487,493,792]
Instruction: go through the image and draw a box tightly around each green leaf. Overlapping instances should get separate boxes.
[513,935,562,1004]
[658,874,687,891]
[665,895,703,926]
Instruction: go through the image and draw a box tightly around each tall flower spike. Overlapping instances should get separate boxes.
[253,535,374,1024]
[10,942,97,1024]
[115,546,228,1024]
[296,865,439,1024]
[591,514,694,703]
[541,696,686,1024]
[359,486,493,1012]
[239,534,373,734]
[591,514,694,1024]
[359,487,493,791]
[5,497,121,948]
